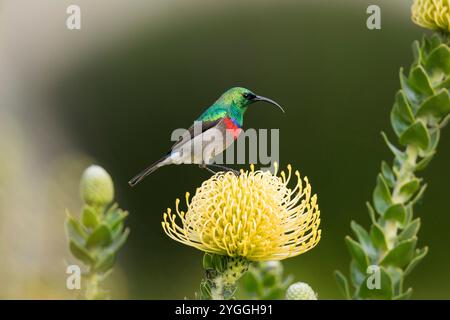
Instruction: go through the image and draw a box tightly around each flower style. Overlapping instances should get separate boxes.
[412,0,450,33]
[162,164,321,261]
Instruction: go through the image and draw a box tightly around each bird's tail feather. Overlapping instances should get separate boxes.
[128,155,169,187]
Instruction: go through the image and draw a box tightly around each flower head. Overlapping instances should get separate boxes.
[285,282,318,300]
[412,0,450,33]
[80,165,114,206]
[162,164,321,261]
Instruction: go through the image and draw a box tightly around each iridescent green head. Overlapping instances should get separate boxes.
[215,87,285,114]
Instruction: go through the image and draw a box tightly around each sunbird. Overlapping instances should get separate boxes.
[129,87,284,186]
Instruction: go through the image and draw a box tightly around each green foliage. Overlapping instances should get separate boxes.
[65,166,129,300]
[241,261,293,300]
[336,34,450,299]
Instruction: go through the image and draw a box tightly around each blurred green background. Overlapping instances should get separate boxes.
[1,0,449,299]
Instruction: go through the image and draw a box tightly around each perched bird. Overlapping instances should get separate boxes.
[128,87,284,186]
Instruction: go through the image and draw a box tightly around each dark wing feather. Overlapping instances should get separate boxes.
[171,118,225,150]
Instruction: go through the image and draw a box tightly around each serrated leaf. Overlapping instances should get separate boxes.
[350,260,366,288]
[381,238,417,268]
[409,65,434,97]
[416,90,450,118]
[391,91,415,137]
[69,240,94,265]
[357,266,393,300]
[415,152,435,171]
[385,266,404,294]
[108,228,130,254]
[381,132,405,160]
[351,221,373,253]
[409,184,427,206]
[426,44,450,74]
[345,236,369,273]
[82,206,99,229]
[94,251,116,273]
[366,202,376,223]
[421,128,440,156]
[405,247,428,276]
[412,40,422,65]
[334,270,351,299]
[399,121,430,150]
[381,162,395,188]
[400,70,421,109]
[399,178,421,202]
[384,204,407,225]
[398,218,421,242]
[86,224,113,248]
[105,205,128,229]
[370,223,388,251]
[373,174,392,215]
[65,213,86,245]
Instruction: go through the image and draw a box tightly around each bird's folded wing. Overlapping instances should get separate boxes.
[171,118,225,150]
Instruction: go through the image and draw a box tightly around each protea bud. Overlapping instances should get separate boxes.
[80,165,114,206]
[285,282,317,300]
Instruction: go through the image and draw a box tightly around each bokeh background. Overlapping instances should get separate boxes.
[1,0,449,299]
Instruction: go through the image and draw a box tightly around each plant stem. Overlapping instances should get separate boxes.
[385,145,418,249]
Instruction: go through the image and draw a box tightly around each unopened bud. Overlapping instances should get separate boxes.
[80,165,114,206]
[285,282,317,300]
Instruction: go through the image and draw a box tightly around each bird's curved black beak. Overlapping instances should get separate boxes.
[253,95,285,113]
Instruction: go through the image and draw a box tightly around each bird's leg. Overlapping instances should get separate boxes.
[199,164,217,175]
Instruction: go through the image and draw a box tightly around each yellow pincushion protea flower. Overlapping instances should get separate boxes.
[412,0,450,33]
[161,164,321,261]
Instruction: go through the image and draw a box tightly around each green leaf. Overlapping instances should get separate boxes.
[370,223,388,251]
[416,89,450,119]
[65,212,86,245]
[398,178,421,202]
[381,161,396,187]
[400,70,421,109]
[242,270,262,294]
[384,204,407,225]
[408,65,434,96]
[409,184,427,206]
[350,260,366,288]
[394,288,413,300]
[203,253,214,270]
[398,218,421,242]
[381,238,417,268]
[86,224,113,248]
[381,132,405,160]
[69,240,94,265]
[345,236,369,272]
[412,40,422,65]
[399,121,430,150]
[405,247,428,276]
[366,202,376,223]
[108,227,130,254]
[82,206,99,229]
[385,266,404,294]
[391,91,415,137]
[350,221,373,253]
[415,152,435,171]
[373,174,392,215]
[334,270,351,299]
[357,266,393,300]
[426,44,450,74]
[105,205,129,229]
[94,251,116,273]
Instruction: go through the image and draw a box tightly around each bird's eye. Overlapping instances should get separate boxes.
[243,93,256,100]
